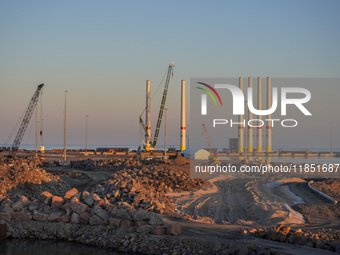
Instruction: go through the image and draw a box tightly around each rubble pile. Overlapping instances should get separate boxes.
[0,187,182,237]
[312,179,340,202]
[0,157,61,196]
[250,224,340,253]
[0,156,221,254]
[70,158,142,171]
[100,163,206,213]
[3,220,279,255]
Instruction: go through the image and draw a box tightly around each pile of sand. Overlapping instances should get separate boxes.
[172,156,189,165]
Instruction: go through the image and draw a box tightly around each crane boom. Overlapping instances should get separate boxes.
[202,123,221,164]
[12,83,44,151]
[202,124,213,154]
[151,62,174,148]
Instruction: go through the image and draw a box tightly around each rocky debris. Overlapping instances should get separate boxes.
[0,187,181,237]
[11,201,24,212]
[172,156,189,165]
[33,213,49,222]
[136,224,153,234]
[251,224,340,252]
[28,203,39,211]
[82,191,94,206]
[70,159,97,171]
[133,208,151,221]
[64,188,78,200]
[166,222,182,236]
[92,193,104,206]
[148,214,164,225]
[96,160,207,214]
[11,212,32,221]
[59,215,71,223]
[89,215,103,225]
[70,158,142,171]
[51,196,64,209]
[152,226,166,235]
[0,156,62,197]
[70,213,80,224]
[93,206,109,221]
[120,220,134,227]
[40,191,53,204]
[109,218,121,227]
[3,220,287,255]
[47,212,62,222]
[312,179,340,202]
[71,201,88,214]
[79,212,91,224]
[0,198,13,214]
[0,213,11,220]
[192,215,215,224]
[19,195,30,206]
[293,203,340,223]
[1,156,206,217]
[0,155,234,252]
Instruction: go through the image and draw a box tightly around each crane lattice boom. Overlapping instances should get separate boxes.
[139,63,174,151]
[151,63,174,148]
[202,124,213,154]
[12,83,44,151]
[202,123,220,164]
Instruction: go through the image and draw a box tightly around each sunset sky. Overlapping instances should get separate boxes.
[1,1,339,148]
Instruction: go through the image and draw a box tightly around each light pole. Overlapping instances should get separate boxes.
[35,106,38,158]
[40,94,44,151]
[244,99,247,163]
[41,118,44,149]
[330,122,332,154]
[164,108,168,159]
[86,115,88,152]
[64,90,67,162]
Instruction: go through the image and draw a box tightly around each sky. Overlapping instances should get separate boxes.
[0,0,339,148]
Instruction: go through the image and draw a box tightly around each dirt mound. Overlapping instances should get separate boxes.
[293,204,340,223]
[251,224,340,252]
[70,158,142,171]
[0,156,62,197]
[98,163,207,214]
[172,156,189,165]
[312,179,340,201]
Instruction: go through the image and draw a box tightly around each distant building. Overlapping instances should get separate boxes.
[229,138,238,152]
[194,149,210,160]
[180,149,210,160]
[180,149,191,159]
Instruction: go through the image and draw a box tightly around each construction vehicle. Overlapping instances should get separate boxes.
[139,62,174,151]
[11,84,44,152]
[202,123,221,164]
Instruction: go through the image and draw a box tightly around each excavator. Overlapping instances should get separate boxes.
[202,123,221,165]
[139,63,174,151]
